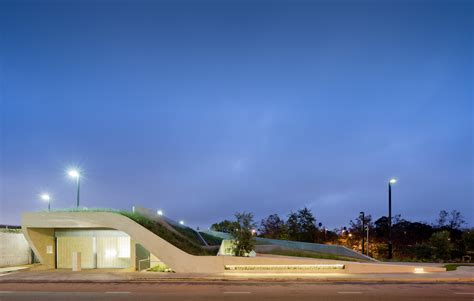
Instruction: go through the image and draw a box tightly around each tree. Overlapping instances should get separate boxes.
[259,214,288,239]
[436,210,449,228]
[286,211,300,241]
[210,220,236,233]
[297,207,317,242]
[430,231,452,261]
[374,216,389,240]
[448,210,466,230]
[349,214,373,237]
[348,214,373,252]
[462,229,474,252]
[230,212,256,256]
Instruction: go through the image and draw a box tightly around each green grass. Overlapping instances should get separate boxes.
[0,228,22,233]
[199,232,223,246]
[147,262,173,273]
[48,208,214,256]
[170,224,206,246]
[444,263,474,271]
[260,248,361,262]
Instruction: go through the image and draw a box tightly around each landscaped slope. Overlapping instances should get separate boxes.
[48,208,213,256]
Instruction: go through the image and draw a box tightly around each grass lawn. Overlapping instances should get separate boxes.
[444,263,474,271]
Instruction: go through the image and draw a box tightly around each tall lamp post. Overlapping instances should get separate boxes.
[41,193,51,211]
[68,169,81,208]
[388,178,397,260]
[360,211,365,255]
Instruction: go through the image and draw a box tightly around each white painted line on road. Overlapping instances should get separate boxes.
[0,291,13,293]
[105,292,131,294]
[454,292,474,295]
[338,292,362,294]
[223,292,252,294]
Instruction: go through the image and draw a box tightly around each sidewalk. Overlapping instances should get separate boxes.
[0,267,472,283]
[0,265,33,275]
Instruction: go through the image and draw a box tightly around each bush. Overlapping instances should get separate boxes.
[411,244,433,261]
[430,231,452,261]
[462,230,474,252]
[230,212,256,256]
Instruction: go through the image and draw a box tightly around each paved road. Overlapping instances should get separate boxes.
[0,282,473,300]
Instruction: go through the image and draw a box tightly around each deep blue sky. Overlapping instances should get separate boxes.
[1,0,472,228]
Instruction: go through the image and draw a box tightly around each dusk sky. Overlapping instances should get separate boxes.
[1,0,472,229]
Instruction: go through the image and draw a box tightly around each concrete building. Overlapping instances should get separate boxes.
[22,211,446,274]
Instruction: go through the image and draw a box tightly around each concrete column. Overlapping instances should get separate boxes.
[72,252,81,271]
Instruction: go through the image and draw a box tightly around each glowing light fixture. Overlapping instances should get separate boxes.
[41,194,50,201]
[179,220,185,225]
[40,193,51,211]
[68,169,80,178]
[67,168,81,208]
[157,210,163,216]
[389,178,397,184]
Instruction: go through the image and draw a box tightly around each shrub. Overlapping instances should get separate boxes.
[430,231,452,261]
[411,244,433,261]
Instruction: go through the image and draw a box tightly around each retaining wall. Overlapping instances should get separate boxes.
[0,232,32,267]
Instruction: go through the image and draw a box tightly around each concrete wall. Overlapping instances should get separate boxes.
[0,231,32,267]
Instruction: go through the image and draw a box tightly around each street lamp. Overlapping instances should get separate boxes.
[360,211,365,254]
[388,178,397,259]
[365,225,370,257]
[157,210,163,216]
[41,193,51,211]
[68,169,81,208]
[179,220,185,225]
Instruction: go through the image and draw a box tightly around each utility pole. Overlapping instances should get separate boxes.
[360,211,365,254]
[366,225,369,256]
[388,178,397,260]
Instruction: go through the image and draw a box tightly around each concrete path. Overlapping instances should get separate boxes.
[0,267,472,283]
[0,266,31,275]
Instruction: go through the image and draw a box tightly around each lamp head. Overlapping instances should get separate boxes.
[40,193,50,201]
[68,169,80,178]
[389,178,397,184]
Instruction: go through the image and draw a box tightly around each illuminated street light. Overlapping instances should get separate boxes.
[388,177,398,260]
[179,220,185,225]
[68,169,81,208]
[157,210,163,216]
[41,193,51,211]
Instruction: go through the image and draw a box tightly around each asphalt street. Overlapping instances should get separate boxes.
[0,281,473,300]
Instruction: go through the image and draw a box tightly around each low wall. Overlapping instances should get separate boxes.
[0,231,32,267]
